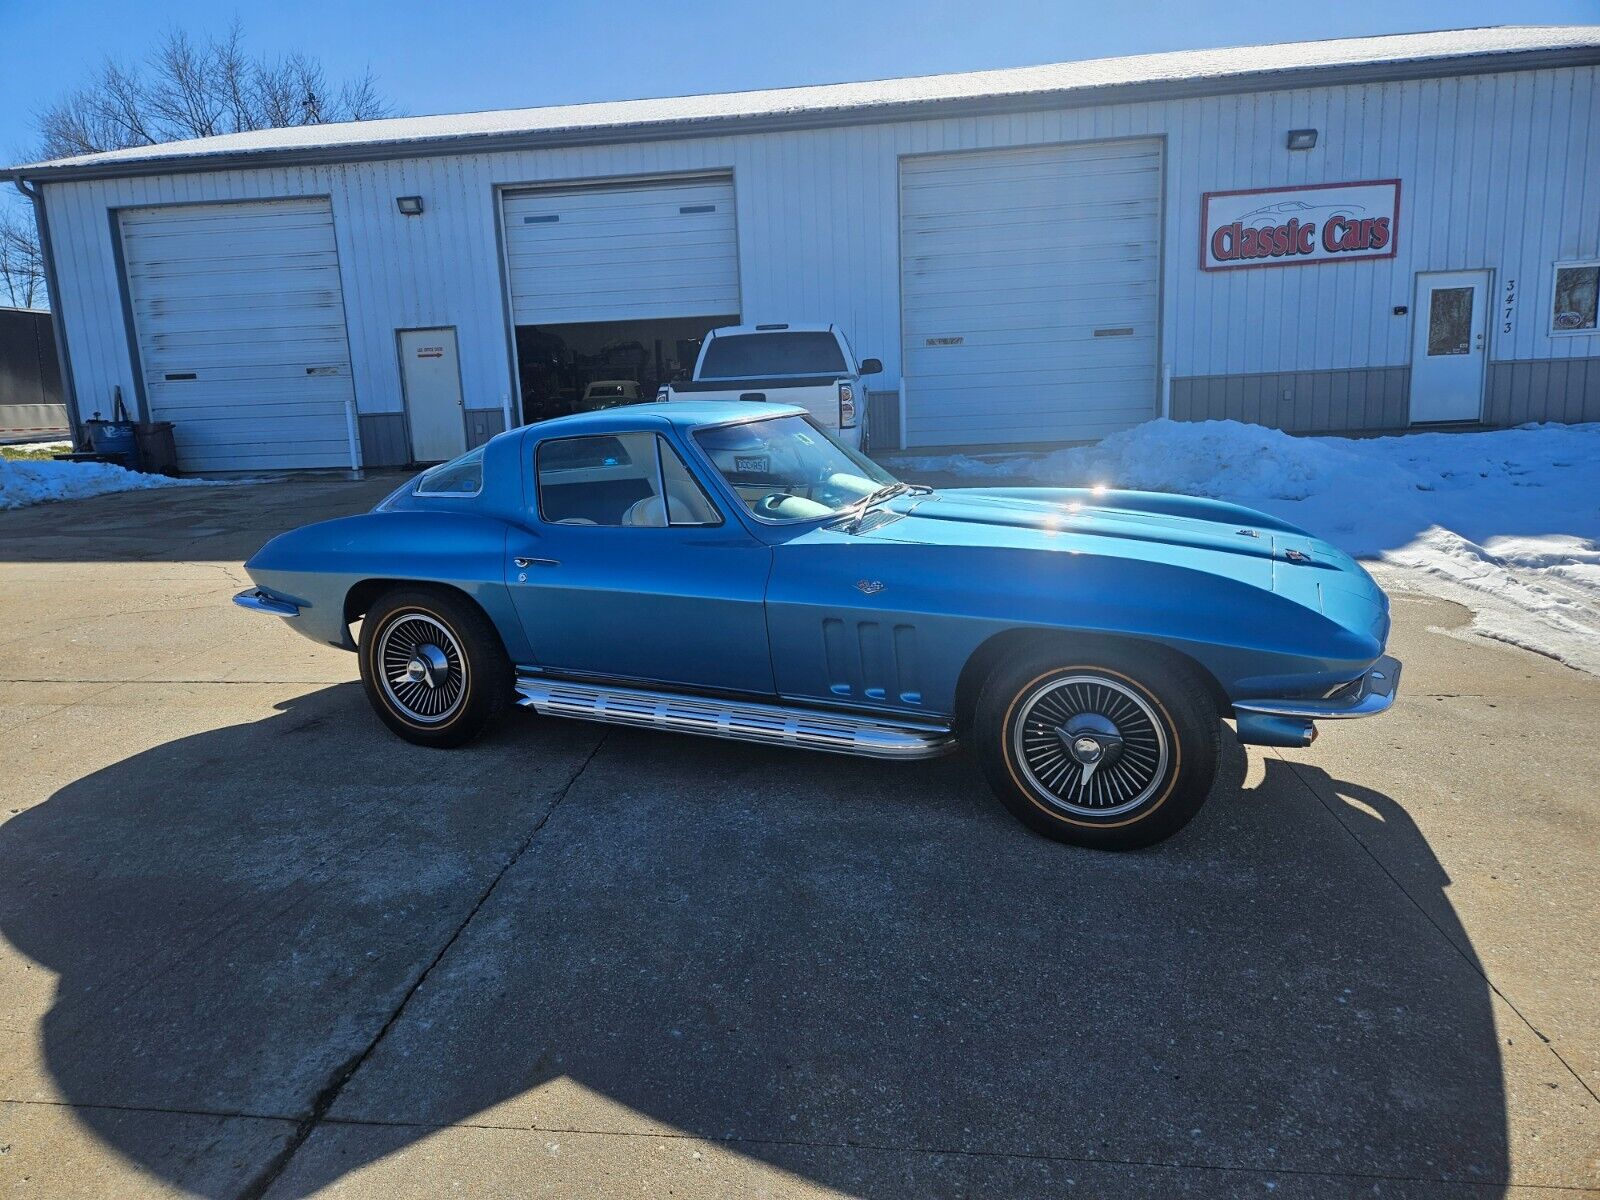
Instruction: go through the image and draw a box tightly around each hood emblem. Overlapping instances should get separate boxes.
[855,579,885,595]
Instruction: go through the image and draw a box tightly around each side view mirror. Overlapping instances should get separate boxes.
[859,357,883,376]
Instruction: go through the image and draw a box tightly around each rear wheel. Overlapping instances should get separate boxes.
[357,587,512,748]
[975,645,1219,850]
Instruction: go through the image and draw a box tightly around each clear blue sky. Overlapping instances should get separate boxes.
[4,0,1598,169]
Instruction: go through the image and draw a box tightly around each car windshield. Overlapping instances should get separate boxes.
[698,332,847,378]
[694,414,900,522]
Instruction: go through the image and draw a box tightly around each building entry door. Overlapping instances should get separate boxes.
[399,328,467,462]
[1409,271,1489,424]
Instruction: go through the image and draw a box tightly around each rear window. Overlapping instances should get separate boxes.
[699,332,847,379]
[414,446,485,495]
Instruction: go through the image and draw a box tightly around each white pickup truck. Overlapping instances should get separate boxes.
[662,323,882,448]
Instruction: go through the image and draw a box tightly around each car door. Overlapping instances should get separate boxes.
[507,427,775,695]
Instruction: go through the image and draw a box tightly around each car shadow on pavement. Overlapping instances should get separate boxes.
[0,687,1509,1197]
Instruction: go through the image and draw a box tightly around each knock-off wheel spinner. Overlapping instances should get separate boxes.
[1013,674,1170,817]
[1059,712,1124,784]
[378,612,468,724]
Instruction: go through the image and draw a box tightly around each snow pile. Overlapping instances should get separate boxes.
[894,421,1600,673]
[0,457,211,510]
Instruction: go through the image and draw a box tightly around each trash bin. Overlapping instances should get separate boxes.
[83,419,140,469]
[133,421,178,475]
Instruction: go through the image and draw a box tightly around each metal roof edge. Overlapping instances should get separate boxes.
[12,40,1600,185]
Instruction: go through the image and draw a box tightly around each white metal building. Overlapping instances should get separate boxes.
[11,26,1600,471]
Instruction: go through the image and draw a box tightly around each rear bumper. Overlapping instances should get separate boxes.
[1232,655,1401,746]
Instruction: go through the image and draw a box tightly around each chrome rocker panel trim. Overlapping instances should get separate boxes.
[232,588,301,618]
[1234,655,1402,721]
[516,676,957,760]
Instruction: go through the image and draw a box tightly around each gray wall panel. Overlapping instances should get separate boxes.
[1172,367,1411,432]
[1178,358,1600,431]
[865,389,899,452]
[1376,376,1392,427]
[1487,357,1600,425]
[1572,360,1597,423]
[363,409,506,463]
[1497,368,1516,425]
[464,409,507,449]
[358,412,409,467]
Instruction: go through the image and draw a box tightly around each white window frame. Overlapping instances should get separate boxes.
[1549,259,1600,337]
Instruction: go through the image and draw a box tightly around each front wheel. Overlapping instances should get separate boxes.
[357,587,513,748]
[975,647,1219,850]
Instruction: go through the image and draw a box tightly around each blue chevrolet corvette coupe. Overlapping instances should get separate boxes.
[236,402,1399,849]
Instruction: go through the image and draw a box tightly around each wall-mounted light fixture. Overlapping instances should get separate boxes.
[396,195,424,216]
[1286,129,1318,151]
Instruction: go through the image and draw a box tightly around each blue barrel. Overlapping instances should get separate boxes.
[84,420,140,467]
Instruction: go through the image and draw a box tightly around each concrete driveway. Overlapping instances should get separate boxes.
[0,477,1596,1199]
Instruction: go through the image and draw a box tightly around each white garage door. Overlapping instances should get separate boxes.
[120,198,355,471]
[900,140,1163,448]
[502,176,740,324]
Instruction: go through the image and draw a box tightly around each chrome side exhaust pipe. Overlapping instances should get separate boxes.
[1234,712,1318,748]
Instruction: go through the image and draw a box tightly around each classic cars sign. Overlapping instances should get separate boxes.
[1200,180,1401,271]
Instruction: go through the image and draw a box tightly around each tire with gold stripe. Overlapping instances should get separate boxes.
[975,645,1219,850]
[358,587,513,749]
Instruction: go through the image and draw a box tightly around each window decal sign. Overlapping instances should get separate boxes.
[1200,180,1401,272]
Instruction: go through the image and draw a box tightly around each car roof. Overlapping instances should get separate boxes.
[514,400,807,440]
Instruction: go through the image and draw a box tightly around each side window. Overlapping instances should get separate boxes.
[536,433,721,527]
[1552,262,1599,334]
[657,438,721,526]
[415,446,485,495]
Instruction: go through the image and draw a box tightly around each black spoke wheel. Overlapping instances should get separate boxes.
[975,646,1219,850]
[358,587,512,748]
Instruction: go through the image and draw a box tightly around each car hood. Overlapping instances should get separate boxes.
[864,487,1386,623]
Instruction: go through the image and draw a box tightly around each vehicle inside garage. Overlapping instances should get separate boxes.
[503,175,741,424]
[514,314,734,423]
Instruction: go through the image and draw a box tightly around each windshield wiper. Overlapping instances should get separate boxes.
[837,481,932,531]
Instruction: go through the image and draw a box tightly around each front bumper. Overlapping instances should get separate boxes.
[233,587,301,618]
[1232,655,1401,746]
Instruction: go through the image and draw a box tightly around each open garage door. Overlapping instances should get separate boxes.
[900,140,1163,448]
[502,176,740,422]
[120,198,355,472]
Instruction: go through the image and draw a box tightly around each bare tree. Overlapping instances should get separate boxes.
[0,207,47,309]
[35,21,392,158]
[12,23,393,307]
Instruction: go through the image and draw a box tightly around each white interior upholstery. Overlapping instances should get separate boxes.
[622,483,719,527]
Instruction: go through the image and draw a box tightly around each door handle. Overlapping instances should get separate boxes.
[514,556,559,568]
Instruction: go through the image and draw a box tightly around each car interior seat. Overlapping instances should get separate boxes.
[621,482,719,527]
